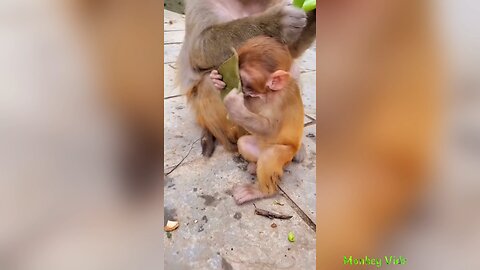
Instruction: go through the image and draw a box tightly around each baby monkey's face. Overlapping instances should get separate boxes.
[239,65,290,97]
[239,67,267,97]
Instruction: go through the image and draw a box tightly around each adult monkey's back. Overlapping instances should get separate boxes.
[176,0,316,156]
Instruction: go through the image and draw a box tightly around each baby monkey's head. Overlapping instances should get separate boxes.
[237,36,293,96]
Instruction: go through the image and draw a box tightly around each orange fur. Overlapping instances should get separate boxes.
[231,37,304,201]
[187,76,246,151]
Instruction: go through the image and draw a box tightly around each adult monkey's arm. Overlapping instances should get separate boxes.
[186,1,313,70]
[289,10,316,58]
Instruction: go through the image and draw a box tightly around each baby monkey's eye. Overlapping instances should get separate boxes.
[242,83,252,92]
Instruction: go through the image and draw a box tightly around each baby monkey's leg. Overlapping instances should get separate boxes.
[238,135,260,175]
[233,144,295,204]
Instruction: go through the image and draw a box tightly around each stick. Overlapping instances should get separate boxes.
[252,203,293,220]
[164,137,200,176]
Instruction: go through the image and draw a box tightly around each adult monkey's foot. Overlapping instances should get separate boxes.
[201,129,216,157]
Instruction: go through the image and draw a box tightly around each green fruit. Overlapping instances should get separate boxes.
[288,231,295,242]
[293,0,305,8]
[302,0,316,11]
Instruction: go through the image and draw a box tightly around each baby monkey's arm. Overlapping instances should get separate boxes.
[223,90,276,136]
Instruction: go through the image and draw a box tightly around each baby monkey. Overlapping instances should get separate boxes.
[210,36,304,204]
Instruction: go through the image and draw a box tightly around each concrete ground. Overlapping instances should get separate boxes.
[163,10,317,270]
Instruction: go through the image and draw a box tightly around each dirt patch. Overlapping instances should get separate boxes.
[221,257,233,270]
[199,193,223,206]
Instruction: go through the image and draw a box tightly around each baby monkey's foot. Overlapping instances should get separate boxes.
[210,70,226,90]
[292,143,306,163]
[233,184,266,205]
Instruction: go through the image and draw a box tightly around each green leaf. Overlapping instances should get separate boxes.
[218,48,242,100]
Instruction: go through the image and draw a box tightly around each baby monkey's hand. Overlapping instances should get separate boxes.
[224,89,247,124]
[210,70,226,90]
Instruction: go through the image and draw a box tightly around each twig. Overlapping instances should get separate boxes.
[164,137,200,176]
[252,203,292,220]
[164,94,184,100]
[278,185,316,231]
[304,121,316,127]
[304,113,316,122]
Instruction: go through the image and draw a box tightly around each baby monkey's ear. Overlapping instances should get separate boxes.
[267,70,290,91]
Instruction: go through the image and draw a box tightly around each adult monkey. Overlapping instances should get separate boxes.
[176,0,316,157]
